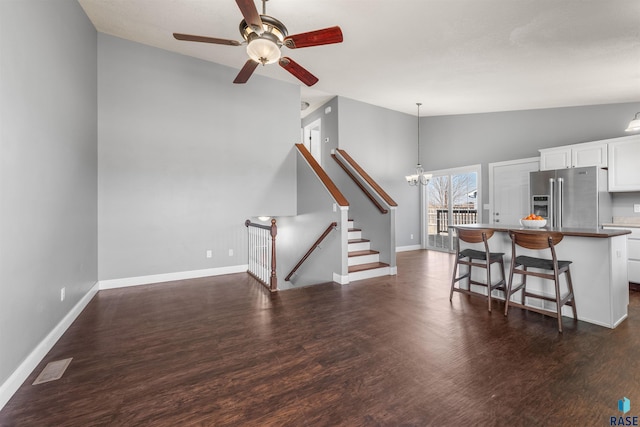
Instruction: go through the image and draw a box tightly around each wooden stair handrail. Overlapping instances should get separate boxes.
[332,154,388,214]
[336,149,398,207]
[295,144,349,207]
[285,222,337,281]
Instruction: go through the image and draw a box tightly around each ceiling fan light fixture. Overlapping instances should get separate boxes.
[625,112,640,132]
[175,1,341,85]
[246,37,281,65]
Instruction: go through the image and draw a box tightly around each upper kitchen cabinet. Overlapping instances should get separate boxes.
[608,134,640,192]
[539,141,608,170]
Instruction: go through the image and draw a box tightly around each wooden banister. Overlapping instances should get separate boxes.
[295,144,349,207]
[336,149,398,207]
[285,222,337,281]
[332,154,388,214]
[245,219,278,292]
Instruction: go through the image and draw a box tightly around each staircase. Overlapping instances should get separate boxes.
[347,219,390,281]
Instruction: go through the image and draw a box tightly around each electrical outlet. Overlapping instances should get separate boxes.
[634,204,640,213]
[60,287,65,302]
[410,234,414,240]
[206,250,212,258]
[228,249,234,257]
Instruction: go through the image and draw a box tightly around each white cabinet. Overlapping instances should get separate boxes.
[608,134,640,192]
[540,147,572,170]
[539,142,607,171]
[603,227,640,284]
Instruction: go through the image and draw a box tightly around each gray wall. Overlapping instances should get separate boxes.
[274,151,345,289]
[0,0,98,385]
[337,98,419,248]
[308,98,640,249]
[98,34,300,280]
[612,192,640,219]
[422,102,640,221]
[301,96,340,173]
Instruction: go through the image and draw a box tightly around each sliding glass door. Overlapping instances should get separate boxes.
[423,165,480,251]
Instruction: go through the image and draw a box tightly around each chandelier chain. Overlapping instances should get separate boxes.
[416,102,421,164]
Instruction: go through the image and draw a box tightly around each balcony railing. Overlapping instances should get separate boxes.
[431,209,478,234]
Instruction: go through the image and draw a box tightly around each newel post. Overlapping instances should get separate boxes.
[270,218,278,292]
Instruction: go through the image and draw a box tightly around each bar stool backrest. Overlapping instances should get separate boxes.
[457,228,494,244]
[509,230,564,250]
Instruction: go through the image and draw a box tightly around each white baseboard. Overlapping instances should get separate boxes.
[396,244,422,252]
[389,266,398,275]
[99,265,249,290]
[0,281,99,411]
[333,272,349,285]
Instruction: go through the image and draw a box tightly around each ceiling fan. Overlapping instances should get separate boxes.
[173,0,343,86]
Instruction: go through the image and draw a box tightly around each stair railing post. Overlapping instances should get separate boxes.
[270,218,277,291]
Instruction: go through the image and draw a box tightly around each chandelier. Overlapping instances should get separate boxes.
[405,102,432,186]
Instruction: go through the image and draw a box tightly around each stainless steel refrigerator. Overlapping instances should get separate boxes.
[530,166,612,228]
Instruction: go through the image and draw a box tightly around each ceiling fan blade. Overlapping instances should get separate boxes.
[283,26,343,49]
[236,0,263,34]
[279,57,319,87]
[173,33,241,46]
[233,59,260,84]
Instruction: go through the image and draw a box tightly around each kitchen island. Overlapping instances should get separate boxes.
[452,224,631,329]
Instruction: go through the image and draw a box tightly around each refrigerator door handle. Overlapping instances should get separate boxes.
[549,178,555,228]
[558,177,564,228]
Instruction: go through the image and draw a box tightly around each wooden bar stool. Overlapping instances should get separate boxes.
[450,228,507,312]
[504,230,577,332]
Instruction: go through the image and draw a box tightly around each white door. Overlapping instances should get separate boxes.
[489,158,540,225]
[303,118,322,166]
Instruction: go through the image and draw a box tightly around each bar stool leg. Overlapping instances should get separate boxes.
[498,257,506,301]
[521,266,527,305]
[504,259,516,316]
[486,259,493,312]
[566,267,577,320]
[554,270,563,333]
[449,255,460,301]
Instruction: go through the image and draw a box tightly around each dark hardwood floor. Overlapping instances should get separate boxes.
[2,250,639,426]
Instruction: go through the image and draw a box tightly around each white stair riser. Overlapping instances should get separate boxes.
[349,266,390,282]
[348,253,380,266]
[348,230,362,239]
[348,241,370,252]
[348,220,354,228]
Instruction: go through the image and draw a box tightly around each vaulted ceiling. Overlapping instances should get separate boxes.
[79,0,640,117]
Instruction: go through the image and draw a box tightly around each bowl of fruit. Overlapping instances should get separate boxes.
[520,214,547,228]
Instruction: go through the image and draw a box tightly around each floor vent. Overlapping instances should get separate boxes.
[32,358,72,385]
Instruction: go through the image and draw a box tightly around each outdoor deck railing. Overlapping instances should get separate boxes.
[433,209,478,234]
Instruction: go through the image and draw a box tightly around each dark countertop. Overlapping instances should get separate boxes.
[450,223,631,238]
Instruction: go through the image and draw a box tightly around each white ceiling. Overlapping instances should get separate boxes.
[78,0,640,117]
